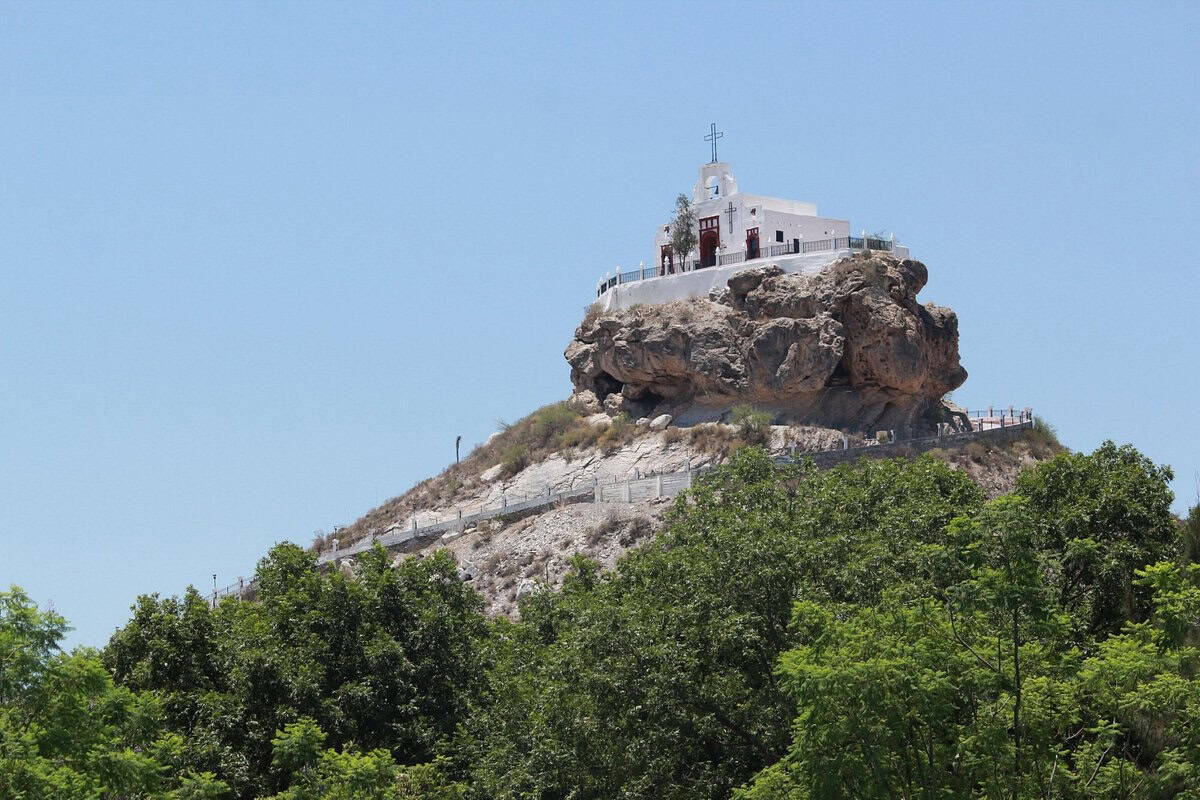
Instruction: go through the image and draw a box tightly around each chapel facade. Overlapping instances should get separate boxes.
[653,161,851,274]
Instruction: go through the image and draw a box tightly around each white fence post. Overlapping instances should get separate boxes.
[656,474,663,498]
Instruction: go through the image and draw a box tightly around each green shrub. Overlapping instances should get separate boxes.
[731,404,773,446]
[559,422,600,451]
[1025,415,1063,457]
[500,444,529,477]
[597,414,635,452]
[1183,505,1200,565]
[530,402,582,448]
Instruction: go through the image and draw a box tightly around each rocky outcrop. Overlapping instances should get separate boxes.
[566,253,967,434]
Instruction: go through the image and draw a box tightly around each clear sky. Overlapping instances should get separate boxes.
[3,1,1198,648]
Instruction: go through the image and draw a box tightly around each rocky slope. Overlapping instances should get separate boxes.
[372,427,1056,619]
[566,253,966,434]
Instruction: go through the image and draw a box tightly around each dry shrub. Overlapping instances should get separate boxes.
[966,441,988,464]
[585,509,625,546]
[688,423,743,459]
[618,515,654,547]
[661,426,684,446]
[580,303,603,329]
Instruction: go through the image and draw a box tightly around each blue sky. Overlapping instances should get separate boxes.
[2,1,1197,648]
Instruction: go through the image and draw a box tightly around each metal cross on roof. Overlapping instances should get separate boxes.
[704,122,724,163]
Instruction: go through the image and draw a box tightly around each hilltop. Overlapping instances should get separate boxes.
[320,253,1060,616]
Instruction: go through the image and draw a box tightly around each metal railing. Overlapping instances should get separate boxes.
[207,406,1031,604]
[597,235,897,297]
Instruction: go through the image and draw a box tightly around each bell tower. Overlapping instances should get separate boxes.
[693,162,738,202]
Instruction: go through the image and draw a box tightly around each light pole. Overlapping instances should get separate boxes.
[456,435,461,465]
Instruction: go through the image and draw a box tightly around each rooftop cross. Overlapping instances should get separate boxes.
[704,122,724,163]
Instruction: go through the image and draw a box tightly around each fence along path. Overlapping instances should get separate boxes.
[211,408,1033,604]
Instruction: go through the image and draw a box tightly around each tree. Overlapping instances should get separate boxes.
[1015,441,1178,640]
[466,449,987,800]
[105,544,488,798]
[0,586,224,798]
[669,193,697,272]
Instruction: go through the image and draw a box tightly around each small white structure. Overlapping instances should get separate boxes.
[594,130,909,311]
[653,160,851,273]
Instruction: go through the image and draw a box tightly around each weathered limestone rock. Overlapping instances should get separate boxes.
[586,412,612,429]
[649,414,672,431]
[480,463,504,482]
[566,253,966,435]
[569,389,602,414]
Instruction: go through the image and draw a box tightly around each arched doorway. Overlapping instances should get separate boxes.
[660,245,674,275]
[699,215,720,268]
[745,227,760,261]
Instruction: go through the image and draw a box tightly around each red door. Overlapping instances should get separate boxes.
[699,216,720,268]
[745,227,760,260]
[660,245,674,275]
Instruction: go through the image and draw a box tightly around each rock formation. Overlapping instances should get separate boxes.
[565,253,967,434]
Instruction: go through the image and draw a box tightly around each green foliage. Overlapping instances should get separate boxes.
[499,443,528,477]
[528,402,580,448]
[739,500,1199,799]
[7,438,1194,799]
[1182,504,1200,565]
[1026,415,1063,456]
[596,412,635,452]
[0,585,68,707]
[1015,440,1178,639]
[0,586,218,798]
[465,449,986,799]
[670,192,697,267]
[103,544,487,799]
[730,404,773,446]
[271,718,327,778]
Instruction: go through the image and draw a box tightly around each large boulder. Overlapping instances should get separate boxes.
[565,254,966,435]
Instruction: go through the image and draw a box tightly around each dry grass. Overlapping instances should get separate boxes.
[580,303,604,330]
[585,509,625,546]
[325,400,661,552]
[687,423,748,460]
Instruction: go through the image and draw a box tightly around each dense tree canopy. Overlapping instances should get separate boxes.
[3,438,1196,799]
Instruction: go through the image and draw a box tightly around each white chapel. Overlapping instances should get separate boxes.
[653,160,852,273]
[594,127,907,311]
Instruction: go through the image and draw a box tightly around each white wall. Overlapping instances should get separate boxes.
[595,250,847,312]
